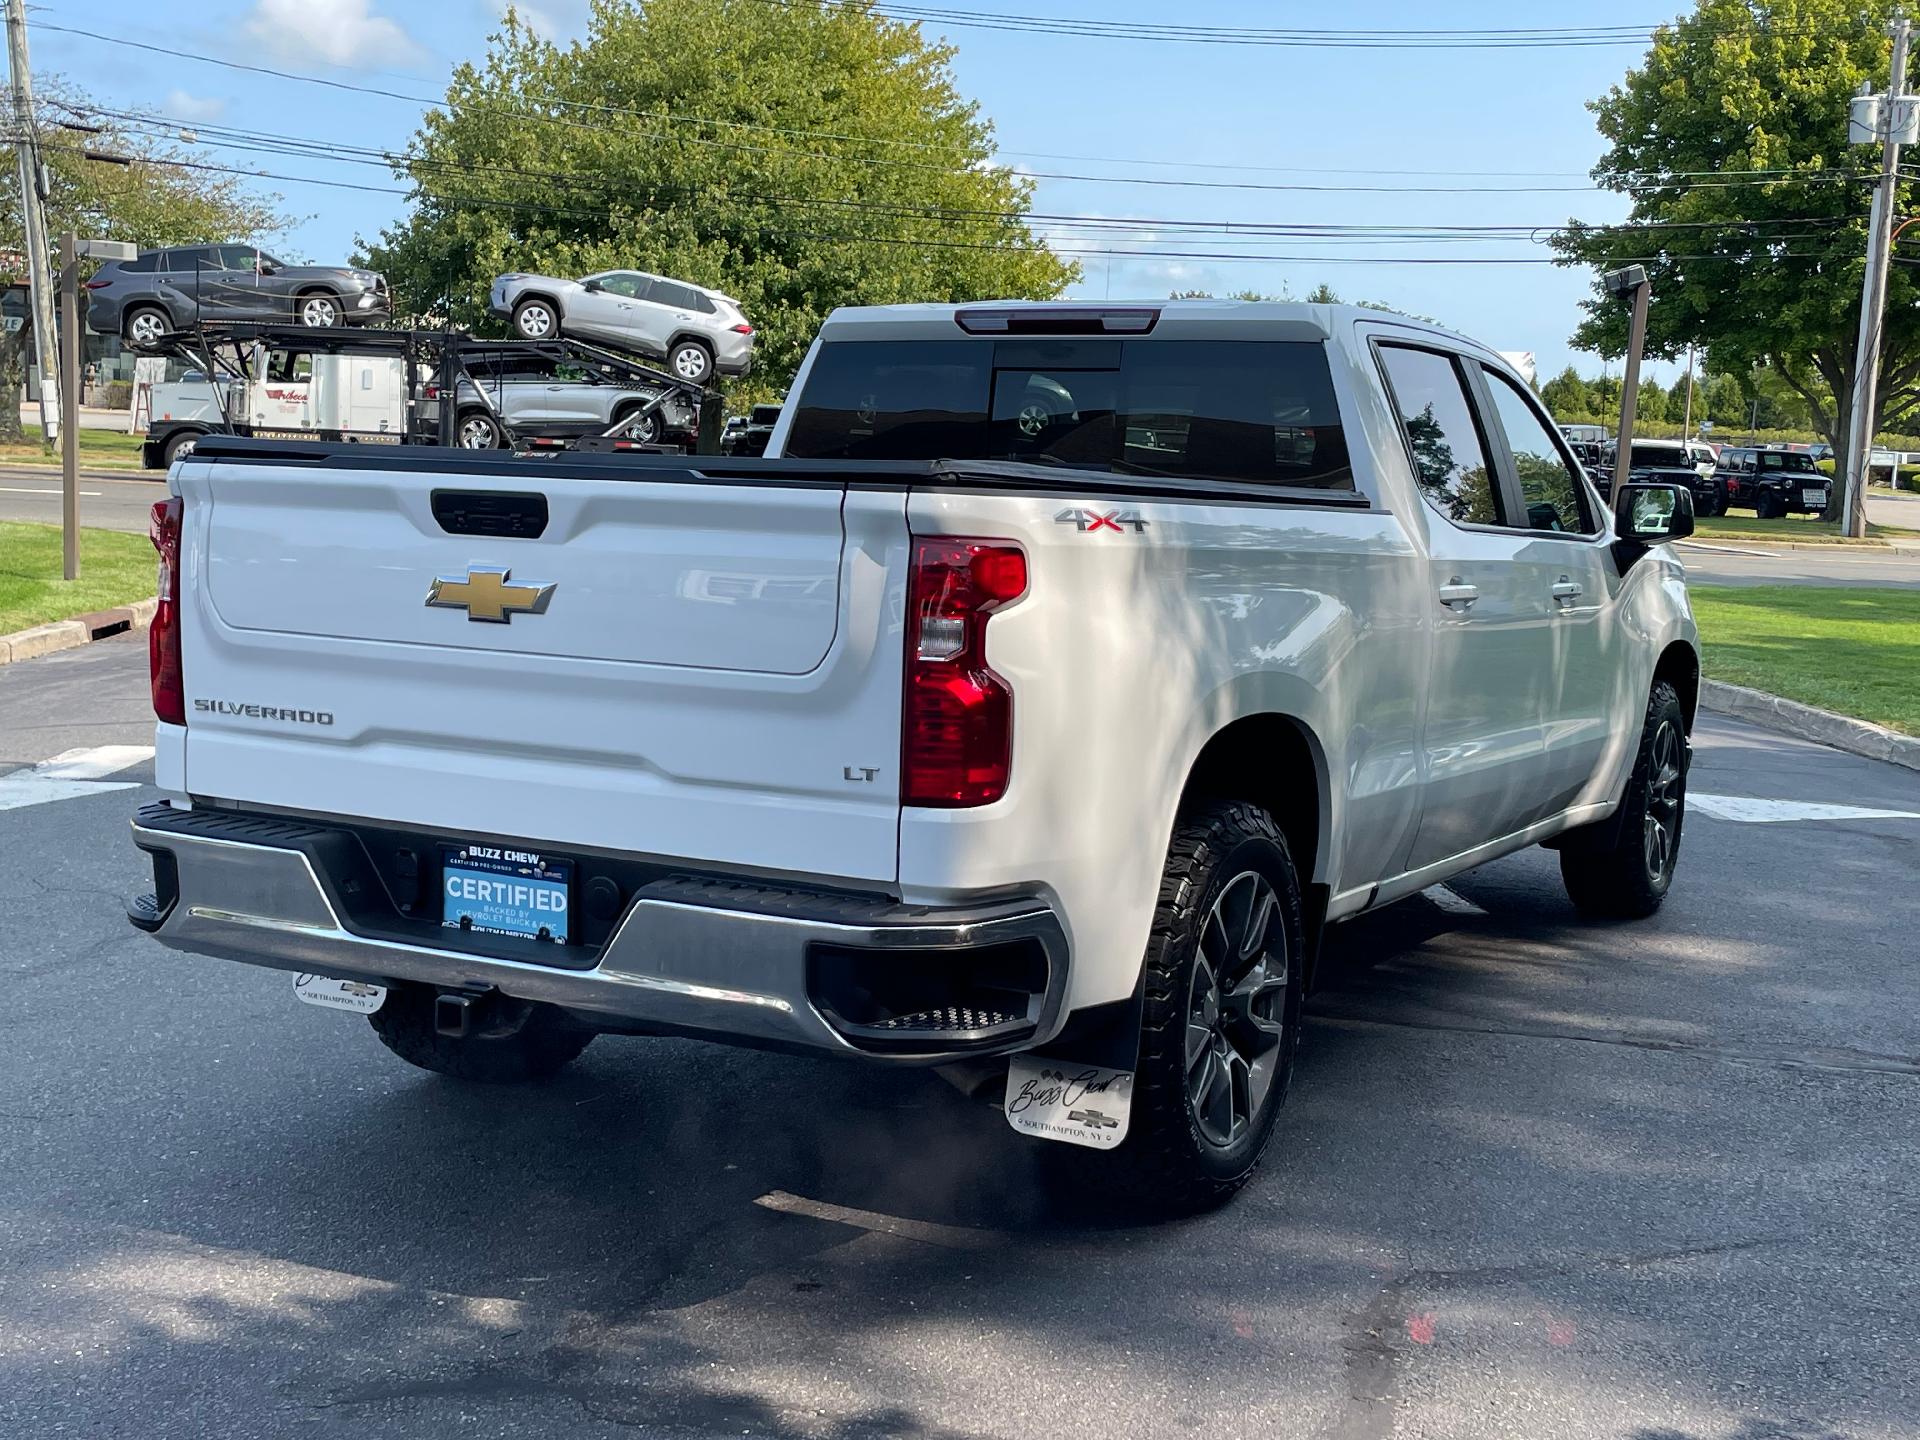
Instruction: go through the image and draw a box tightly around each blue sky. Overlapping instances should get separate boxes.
[31,0,1698,382]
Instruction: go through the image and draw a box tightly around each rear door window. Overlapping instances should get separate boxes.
[652,280,705,312]
[786,338,1351,488]
[1375,345,1501,526]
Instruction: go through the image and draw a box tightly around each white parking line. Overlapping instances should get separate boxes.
[1690,792,1920,824]
[0,485,104,496]
[1422,884,1487,916]
[0,745,153,813]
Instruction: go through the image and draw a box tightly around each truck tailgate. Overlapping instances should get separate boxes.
[172,457,909,886]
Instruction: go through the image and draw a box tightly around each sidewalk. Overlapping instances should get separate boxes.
[16,404,135,433]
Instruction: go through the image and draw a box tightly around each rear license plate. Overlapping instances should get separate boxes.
[1803,488,1827,506]
[442,844,571,943]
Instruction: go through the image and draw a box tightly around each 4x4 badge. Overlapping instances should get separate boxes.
[1055,507,1149,534]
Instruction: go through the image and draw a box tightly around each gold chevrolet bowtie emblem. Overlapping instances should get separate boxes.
[425,566,555,623]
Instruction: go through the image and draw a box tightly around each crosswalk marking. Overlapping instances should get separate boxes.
[0,745,153,813]
[1689,792,1920,824]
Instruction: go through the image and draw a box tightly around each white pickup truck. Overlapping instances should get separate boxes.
[128,302,1701,1213]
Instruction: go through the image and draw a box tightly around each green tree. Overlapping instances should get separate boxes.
[1636,377,1669,424]
[1540,365,1594,421]
[0,80,286,442]
[1550,0,1916,510]
[361,0,1075,393]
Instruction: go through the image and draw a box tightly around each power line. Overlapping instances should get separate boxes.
[79,104,1877,254]
[35,22,1888,197]
[743,0,1867,49]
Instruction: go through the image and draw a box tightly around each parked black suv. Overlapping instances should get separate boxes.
[1595,439,1727,515]
[1714,447,1832,517]
[87,245,390,349]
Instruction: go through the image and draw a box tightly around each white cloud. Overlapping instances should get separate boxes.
[242,0,424,69]
[162,89,227,123]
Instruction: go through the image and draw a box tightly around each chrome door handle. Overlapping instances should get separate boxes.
[1437,580,1479,609]
[1550,579,1583,606]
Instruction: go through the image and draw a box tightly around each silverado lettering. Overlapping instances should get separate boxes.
[192,700,334,725]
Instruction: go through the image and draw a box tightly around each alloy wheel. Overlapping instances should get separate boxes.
[672,344,710,382]
[300,295,340,327]
[1185,870,1290,1150]
[1643,720,1684,882]
[517,305,554,339]
[128,311,166,346]
[458,416,499,449]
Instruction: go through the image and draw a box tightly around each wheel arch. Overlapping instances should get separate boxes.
[513,289,565,320]
[1174,710,1333,993]
[1652,639,1701,732]
[667,329,715,357]
[1176,711,1329,895]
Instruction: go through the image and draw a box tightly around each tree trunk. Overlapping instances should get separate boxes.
[0,328,28,445]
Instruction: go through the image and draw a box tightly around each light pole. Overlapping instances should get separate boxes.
[1843,12,1915,536]
[1606,264,1651,519]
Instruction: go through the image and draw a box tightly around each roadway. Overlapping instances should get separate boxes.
[2,634,1917,1439]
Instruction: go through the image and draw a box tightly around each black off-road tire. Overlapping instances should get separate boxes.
[368,986,594,1082]
[1559,681,1688,920]
[1086,801,1306,1217]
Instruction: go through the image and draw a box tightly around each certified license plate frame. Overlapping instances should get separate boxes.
[441,843,573,944]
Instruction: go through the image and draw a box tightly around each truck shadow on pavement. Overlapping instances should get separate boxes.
[2,838,1905,1437]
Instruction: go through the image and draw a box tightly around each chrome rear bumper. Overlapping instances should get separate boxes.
[129,808,1069,1062]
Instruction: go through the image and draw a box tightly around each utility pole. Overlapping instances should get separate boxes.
[58,229,76,578]
[1844,12,1914,538]
[1606,264,1651,518]
[5,0,59,439]
[1682,343,1695,436]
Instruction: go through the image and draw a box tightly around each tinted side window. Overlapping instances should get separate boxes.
[171,248,220,271]
[121,252,159,274]
[218,246,258,270]
[595,273,645,298]
[653,280,703,310]
[1377,346,1500,526]
[1482,369,1594,534]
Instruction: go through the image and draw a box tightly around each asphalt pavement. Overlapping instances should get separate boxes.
[0,463,162,533]
[1,635,1918,1439]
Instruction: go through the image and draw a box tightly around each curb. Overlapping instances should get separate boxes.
[1701,679,1920,772]
[1691,536,1896,551]
[0,597,156,667]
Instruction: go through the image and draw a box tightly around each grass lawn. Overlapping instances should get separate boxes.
[0,425,147,469]
[0,522,155,634]
[1693,513,1920,543]
[1689,585,1920,735]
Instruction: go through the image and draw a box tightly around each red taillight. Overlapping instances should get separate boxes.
[730,323,754,335]
[149,498,185,726]
[903,538,1026,807]
[423,383,444,400]
[84,278,112,290]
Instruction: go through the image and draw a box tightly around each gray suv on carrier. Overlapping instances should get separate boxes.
[87,245,390,348]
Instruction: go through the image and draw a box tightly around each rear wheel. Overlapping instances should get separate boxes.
[1755,490,1785,520]
[1079,801,1304,1216]
[1559,681,1688,919]
[124,306,170,349]
[368,986,594,1082]
[669,338,714,385]
[456,410,503,449]
[614,405,660,444]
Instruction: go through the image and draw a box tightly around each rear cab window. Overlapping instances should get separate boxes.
[784,338,1353,490]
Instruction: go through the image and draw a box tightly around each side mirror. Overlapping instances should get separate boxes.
[1614,483,1695,545]
[258,263,278,277]
[581,278,603,293]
